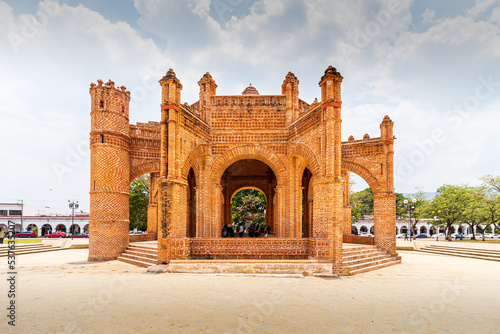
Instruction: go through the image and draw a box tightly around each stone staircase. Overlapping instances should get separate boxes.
[418,244,500,262]
[117,244,158,268]
[0,243,66,257]
[343,245,401,275]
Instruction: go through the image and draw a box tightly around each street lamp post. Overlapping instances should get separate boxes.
[68,198,79,240]
[404,199,417,242]
[432,210,441,241]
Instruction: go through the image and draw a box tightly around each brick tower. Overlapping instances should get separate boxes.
[88,79,131,261]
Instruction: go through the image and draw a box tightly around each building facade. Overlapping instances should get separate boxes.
[0,203,89,235]
[88,66,397,273]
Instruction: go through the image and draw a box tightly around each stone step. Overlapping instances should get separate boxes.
[343,249,381,257]
[119,253,157,265]
[343,245,377,251]
[127,245,157,255]
[343,251,387,261]
[343,253,392,266]
[0,246,53,252]
[117,256,155,268]
[345,256,396,271]
[0,244,52,249]
[123,249,158,260]
[426,245,500,256]
[0,247,65,257]
[419,248,500,262]
[348,259,401,276]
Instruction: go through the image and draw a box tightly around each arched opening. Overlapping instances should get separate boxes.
[370,226,374,235]
[420,226,427,234]
[302,168,313,238]
[352,226,359,235]
[129,174,149,232]
[69,224,80,235]
[221,159,277,236]
[230,188,267,238]
[429,226,436,236]
[55,224,66,232]
[41,224,52,236]
[187,168,196,238]
[83,224,89,234]
[401,226,408,234]
[27,223,37,232]
[348,172,373,234]
[360,225,368,233]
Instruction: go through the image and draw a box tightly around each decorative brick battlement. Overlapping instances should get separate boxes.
[88,66,398,272]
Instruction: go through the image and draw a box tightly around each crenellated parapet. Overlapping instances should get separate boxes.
[89,65,398,267]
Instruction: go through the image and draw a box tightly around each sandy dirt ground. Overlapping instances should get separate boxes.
[1,247,499,333]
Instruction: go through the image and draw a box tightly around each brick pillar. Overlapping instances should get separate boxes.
[211,184,223,238]
[313,177,344,271]
[373,193,397,255]
[147,172,159,235]
[88,79,130,261]
[274,185,284,237]
[158,180,188,263]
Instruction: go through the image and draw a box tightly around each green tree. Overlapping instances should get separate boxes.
[480,174,500,193]
[395,193,406,218]
[402,188,430,237]
[462,186,487,241]
[430,185,472,241]
[231,189,266,228]
[350,188,374,218]
[129,175,149,231]
[480,175,500,234]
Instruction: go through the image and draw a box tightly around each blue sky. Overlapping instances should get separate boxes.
[1,0,499,213]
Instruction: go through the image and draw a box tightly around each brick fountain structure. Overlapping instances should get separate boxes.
[88,66,399,275]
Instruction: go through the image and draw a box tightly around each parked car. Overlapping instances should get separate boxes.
[71,233,88,238]
[474,233,483,239]
[414,233,428,238]
[430,233,445,239]
[16,231,36,238]
[396,233,406,238]
[45,232,66,238]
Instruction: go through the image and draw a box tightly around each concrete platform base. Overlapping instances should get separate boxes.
[167,260,333,275]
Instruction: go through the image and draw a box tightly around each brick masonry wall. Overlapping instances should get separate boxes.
[89,67,397,267]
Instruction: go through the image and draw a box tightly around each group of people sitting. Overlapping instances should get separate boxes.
[222,223,272,238]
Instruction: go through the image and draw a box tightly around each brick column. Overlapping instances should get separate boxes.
[274,185,284,237]
[147,172,159,235]
[373,193,397,255]
[158,179,188,263]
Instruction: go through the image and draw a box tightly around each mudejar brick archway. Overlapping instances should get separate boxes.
[88,67,398,273]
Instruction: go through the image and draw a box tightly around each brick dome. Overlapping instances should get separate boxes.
[242,84,259,95]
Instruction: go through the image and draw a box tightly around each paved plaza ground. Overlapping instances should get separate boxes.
[1,243,500,333]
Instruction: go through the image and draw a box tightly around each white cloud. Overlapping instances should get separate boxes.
[0,0,171,212]
[1,0,500,211]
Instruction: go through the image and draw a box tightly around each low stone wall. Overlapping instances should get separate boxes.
[164,238,332,261]
[343,234,375,245]
[129,233,157,243]
[168,260,333,275]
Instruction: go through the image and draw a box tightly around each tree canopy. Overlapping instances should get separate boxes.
[129,175,149,231]
[231,188,266,228]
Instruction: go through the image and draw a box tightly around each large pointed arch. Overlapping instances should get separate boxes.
[341,159,382,194]
[288,143,320,176]
[180,143,210,182]
[210,144,287,185]
[129,161,160,182]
